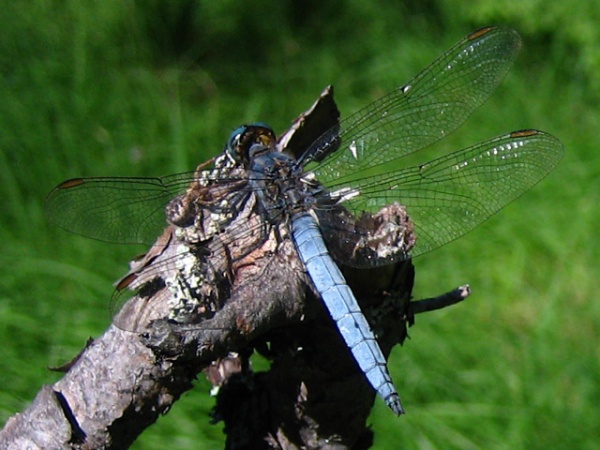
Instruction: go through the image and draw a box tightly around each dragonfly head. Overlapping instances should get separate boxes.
[226,123,276,164]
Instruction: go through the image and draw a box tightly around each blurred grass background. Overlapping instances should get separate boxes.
[0,1,598,449]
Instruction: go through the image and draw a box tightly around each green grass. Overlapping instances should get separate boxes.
[1,1,598,449]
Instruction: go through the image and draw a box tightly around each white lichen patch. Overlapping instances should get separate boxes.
[164,244,207,324]
[355,220,409,260]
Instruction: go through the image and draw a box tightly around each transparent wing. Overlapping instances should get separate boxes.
[307,26,522,185]
[45,172,197,244]
[329,130,563,259]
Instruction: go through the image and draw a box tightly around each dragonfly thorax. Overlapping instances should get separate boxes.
[247,142,316,222]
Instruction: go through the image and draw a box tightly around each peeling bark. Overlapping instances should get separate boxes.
[2,85,471,449]
[0,228,467,449]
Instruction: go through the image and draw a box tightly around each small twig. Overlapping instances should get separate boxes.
[411,284,471,315]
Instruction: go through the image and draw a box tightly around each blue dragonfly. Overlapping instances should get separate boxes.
[46,26,563,415]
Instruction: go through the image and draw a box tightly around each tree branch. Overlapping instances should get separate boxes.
[1,86,470,449]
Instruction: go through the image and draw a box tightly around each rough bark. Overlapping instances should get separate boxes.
[1,85,470,449]
[0,232,467,449]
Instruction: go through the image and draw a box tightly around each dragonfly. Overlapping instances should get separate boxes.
[46,26,563,415]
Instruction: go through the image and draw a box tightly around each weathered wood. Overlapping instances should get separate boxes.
[0,232,411,449]
[0,223,309,449]
[0,218,467,449]
[1,85,470,449]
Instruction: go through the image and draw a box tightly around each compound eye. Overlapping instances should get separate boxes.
[226,126,248,160]
[225,123,276,162]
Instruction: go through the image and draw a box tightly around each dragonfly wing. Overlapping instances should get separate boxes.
[307,27,522,186]
[45,173,195,244]
[324,130,563,262]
